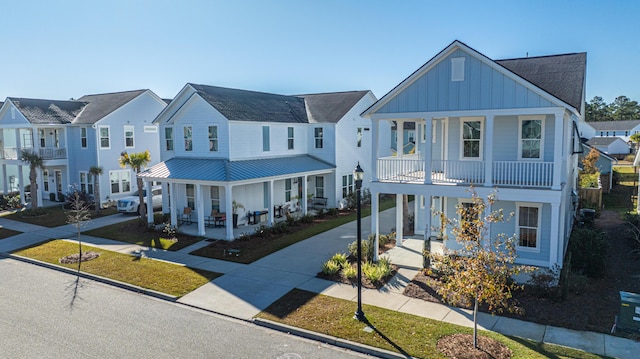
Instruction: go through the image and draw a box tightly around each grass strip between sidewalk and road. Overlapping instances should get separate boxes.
[13,239,221,297]
[257,289,610,359]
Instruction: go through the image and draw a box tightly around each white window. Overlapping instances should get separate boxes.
[99,126,110,149]
[516,203,541,252]
[451,57,465,82]
[518,116,544,160]
[288,127,294,150]
[184,126,192,151]
[53,129,60,147]
[38,129,45,147]
[79,172,94,195]
[109,170,131,194]
[43,170,49,192]
[315,176,324,198]
[209,126,218,152]
[342,174,353,198]
[460,117,483,160]
[262,126,270,151]
[81,128,87,148]
[408,130,415,143]
[186,184,195,209]
[210,186,220,211]
[357,128,362,148]
[164,127,173,151]
[285,178,292,202]
[124,125,134,148]
[314,127,323,149]
[458,200,480,239]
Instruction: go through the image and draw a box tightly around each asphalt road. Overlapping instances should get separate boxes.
[0,258,367,359]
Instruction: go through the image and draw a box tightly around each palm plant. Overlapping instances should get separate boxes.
[88,166,103,214]
[119,150,151,218]
[20,149,44,210]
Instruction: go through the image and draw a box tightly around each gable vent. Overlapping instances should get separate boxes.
[451,57,465,82]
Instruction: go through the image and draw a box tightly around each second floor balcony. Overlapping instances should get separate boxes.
[377,156,555,188]
[0,147,67,160]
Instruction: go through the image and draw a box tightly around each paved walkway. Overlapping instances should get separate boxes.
[1,210,638,358]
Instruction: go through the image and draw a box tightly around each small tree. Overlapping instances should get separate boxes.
[20,149,45,210]
[65,186,92,273]
[88,166,103,214]
[581,147,600,175]
[119,150,151,219]
[434,188,531,349]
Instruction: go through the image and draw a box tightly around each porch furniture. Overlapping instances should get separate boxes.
[247,209,268,224]
[205,210,226,228]
[311,197,327,210]
[179,207,192,225]
[274,204,283,218]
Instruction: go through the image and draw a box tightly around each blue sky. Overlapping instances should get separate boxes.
[2,0,638,105]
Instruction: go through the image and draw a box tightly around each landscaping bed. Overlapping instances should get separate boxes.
[8,206,118,228]
[0,227,22,239]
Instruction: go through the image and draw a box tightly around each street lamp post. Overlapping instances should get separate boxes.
[353,162,365,321]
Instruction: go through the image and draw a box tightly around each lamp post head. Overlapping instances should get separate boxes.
[354,162,364,190]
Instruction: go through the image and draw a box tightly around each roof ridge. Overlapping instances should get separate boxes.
[497,52,586,62]
[80,89,147,97]
[294,90,370,97]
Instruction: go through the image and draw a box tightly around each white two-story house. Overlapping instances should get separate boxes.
[0,90,166,207]
[139,83,387,240]
[362,41,586,271]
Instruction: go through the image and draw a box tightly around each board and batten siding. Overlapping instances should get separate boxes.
[491,115,555,162]
[67,126,97,186]
[376,48,554,114]
[229,122,309,160]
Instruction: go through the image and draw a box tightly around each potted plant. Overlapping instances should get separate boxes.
[232,200,244,228]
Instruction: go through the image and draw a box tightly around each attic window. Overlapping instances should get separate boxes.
[451,57,465,82]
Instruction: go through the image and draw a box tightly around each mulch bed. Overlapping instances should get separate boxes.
[437,334,511,359]
[59,251,101,264]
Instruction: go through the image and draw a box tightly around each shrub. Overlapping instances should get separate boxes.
[362,261,383,283]
[568,227,609,278]
[348,239,373,262]
[343,265,357,279]
[327,208,338,216]
[298,214,314,224]
[568,273,590,295]
[578,173,599,188]
[330,253,348,268]
[321,260,341,275]
[377,257,394,278]
[153,213,165,225]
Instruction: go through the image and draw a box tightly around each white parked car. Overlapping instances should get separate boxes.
[117,186,162,214]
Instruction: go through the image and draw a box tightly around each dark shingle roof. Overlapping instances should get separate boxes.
[74,90,146,124]
[139,155,334,182]
[586,137,626,146]
[8,97,87,124]
[190,84,308,123]
[496,53,586,113]
[296,91,369,123]
[587,120,640,131]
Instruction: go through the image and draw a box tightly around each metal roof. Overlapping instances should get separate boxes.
[138,155,335,182]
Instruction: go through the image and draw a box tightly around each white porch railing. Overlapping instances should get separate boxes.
[0,147,19,160]
[377,158,554,188]
[39,147,67,160]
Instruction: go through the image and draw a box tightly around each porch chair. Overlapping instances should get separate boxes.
[205,209,226,228]
[179,207,192,225]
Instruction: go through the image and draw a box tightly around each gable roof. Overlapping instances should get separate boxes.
[586,137,628,146]
[296,91,369,123]
[587,120,640,131]
[189,84,308,123]
[74,89,146,124]
[8,97,87,124]
[580,142,616,162]
[496,53,586,113]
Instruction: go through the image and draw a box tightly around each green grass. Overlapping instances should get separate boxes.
[603,166,637,215]
[6,206,118,228]
[258,289,611,359]
[13,240,220,297]
[83,219,203,251]
[191,197,396,264]
[0,227,21,239]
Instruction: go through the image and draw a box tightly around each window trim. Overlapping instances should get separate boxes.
[459,117,484,160]
[356,127,362,148]
[288,127,294,150]
[262,126,270,152]
[109,170,131,195]
[186,184,195,210]
[341,174,353,199]
[285,178,292,202]
[99,125,111,149]
[315,176,324,198]
[515,202,542,253]
[314,127,324,149]
[79,171,94,195]
[183,125,193,152]
[124,125,135,149]
[209,125,218,152]
[518,115,545,161]
[80,127,88,149]
[164,126,174,151]
[210,186,220,211]
[38,129,45,148]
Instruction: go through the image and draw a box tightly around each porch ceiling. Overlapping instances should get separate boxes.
[139,155,335,182]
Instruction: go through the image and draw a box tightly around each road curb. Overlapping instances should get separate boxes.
[1,252,178,302]
[254,318,413,359]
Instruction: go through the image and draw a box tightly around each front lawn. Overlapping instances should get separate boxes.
[13,240,220,297]
[0,227,21,239]
[83,219,203,251]
[7,206,118,228]
[258,289,609,359]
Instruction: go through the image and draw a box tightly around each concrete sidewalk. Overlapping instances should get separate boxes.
[1,210,639,358]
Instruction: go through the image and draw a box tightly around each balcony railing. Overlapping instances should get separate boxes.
[0,147,19,160]
[0,147,67,160]
[377,157,554,188]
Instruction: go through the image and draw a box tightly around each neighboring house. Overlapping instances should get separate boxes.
[361,40,586,271]
[139,83,387,240]
[587,120,640,143]
[579,142,616,191]
[0,90,166,206]
[585,137,631,158]
[577,120,596,140]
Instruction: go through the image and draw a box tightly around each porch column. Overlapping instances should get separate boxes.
[558,200,567,268]
[552,112,564,190]
[371,191,380,262]
[302,175,308,214]
[36,167,43,207]
[268,180,274,225]
[425,195,432,238]
[396,120,404,158]
[145,179,153,225]
[196,184,205,236]
[549,202,560,268]
[371,120,379,182]
[396,194,403,246]
[162,182,170,214]
[423,117,433,184]
[2,164,8,194]
[18,165,25,206]
[169,182,177,227]
[484,115,494,187]
[225,184,234,240]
